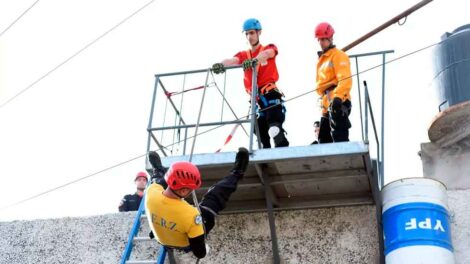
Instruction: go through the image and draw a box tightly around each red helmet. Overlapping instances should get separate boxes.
[135,171,148,181]
[315,22,335,39]
[164,161,202,190]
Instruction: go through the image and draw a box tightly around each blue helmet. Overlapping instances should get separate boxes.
[243,18,262,32]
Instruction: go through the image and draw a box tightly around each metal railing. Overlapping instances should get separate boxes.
[146,65,256,157]
[139,50,393,264]
[147,50,393,187]
[350,50,394,189]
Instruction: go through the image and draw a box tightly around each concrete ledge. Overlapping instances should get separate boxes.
[0,206,379,264]
[2,189,468,263]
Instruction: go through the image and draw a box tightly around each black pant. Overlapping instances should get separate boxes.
[199,173,240,235]
[256,90,288,148]
[318,99,352,143]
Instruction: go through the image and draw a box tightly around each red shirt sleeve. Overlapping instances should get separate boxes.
[234,51,247,64]
[265,44,278,56]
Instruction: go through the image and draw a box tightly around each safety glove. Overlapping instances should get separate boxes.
[211,63,225,74]
[242,58,258,71]
[330,97,344,118]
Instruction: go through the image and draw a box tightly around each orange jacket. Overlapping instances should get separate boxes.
[316,47,352,102]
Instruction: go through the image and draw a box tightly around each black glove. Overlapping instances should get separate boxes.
[330,97,344,118]
[211,63,225,74]
[242,58,258,71]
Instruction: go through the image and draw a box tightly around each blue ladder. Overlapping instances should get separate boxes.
[120,193,174,264]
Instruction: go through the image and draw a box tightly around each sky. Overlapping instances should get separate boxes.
[0,0,469,221]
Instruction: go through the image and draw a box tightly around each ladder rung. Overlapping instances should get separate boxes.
[140,214,147,219]
[133,236,153,242]
[126,260,157,264]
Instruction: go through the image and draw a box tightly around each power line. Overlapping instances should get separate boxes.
[0,0,40,38]
[0,38,445,212]
[0,153,146,212]
[0,0,156,109]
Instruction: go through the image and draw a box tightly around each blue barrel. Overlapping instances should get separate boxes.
[433,24,470,112]
[382,178,455,263]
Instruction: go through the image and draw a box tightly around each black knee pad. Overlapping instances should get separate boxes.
[269,124,289,147]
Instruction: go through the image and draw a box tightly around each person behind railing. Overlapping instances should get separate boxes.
[314,22,353,143]
[118,172,148,212]
[311,121,320,145]
[211,18,289,149]
[145,148,249,259]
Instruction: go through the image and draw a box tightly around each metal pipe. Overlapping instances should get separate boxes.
[183,127,188,155]
[119,193,146,264]
[364,81,370,144]
[210,71,249,137]
[348,50,395,58]
[148,119,251,131]
[158,79,186,125]
[256,164,281,264]
[188,69,211,215]
[146,76,160,152]
[249,64,259,153]
[189,69,210,162]
[342,0,433,52]
[155,65,243,78]
[355,58,365,141]
[254,117,263,149]
[364,82,382,188]
[172,74,186,154]
[380,53,386,188]
[160,98,169,143]
[150,132,168,157]
[221,72,227,122]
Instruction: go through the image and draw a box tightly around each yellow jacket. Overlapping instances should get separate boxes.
[145,183,204,248]
[316,47,352,102]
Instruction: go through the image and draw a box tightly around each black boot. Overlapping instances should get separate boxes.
[147,151,167,182]
[231,147,249,177]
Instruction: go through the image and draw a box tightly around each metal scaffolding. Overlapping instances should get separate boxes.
[121,50,394,264]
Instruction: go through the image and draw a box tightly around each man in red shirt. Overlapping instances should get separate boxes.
[212,18,289,148]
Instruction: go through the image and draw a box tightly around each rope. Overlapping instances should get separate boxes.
[0,0,156,109]
[164,83,215,98]
[210,71,250,137]
[0,153,146,212]
[215,106,251,152]
[187,69,211,226]
[0,0,40,38]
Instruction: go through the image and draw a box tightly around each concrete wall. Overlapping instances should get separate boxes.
[1,191,468,264]
[420,139,470,190]
[448,190,470,264]
[0,205,379,264]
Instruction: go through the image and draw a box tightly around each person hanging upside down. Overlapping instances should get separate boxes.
[145,148,249,259]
